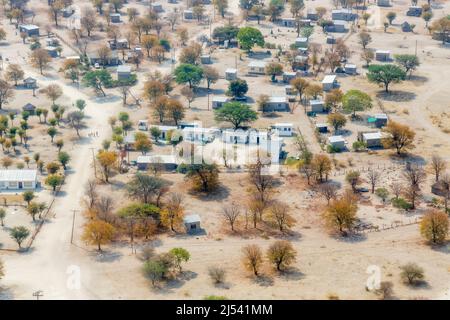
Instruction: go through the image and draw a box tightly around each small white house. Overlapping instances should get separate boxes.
[310,99,325,113]
[295,37,308,48]
[362,132,383,148]
[225,68,237,81]
[322,75,338,91]
[110,13,121,23]
[183,127,220,143]
[200,54,211,64]
[332,9,357,21]
[316,123,328,133]
[265,96,289,112]
[212,96,230,109]
[283,72,297,83]
[377,0,390,6]
[152,125,178,140]
[272,123,293,137]
[332,20,348,33]
[0,170,38,190]
[151,2,163,12]
[248,60,266,75]
[344,64,357,75]
[376,50,391,61]
[222,129,249,144]
[138,120,148,131]
[183,214,201,233]
[280,17,296,27]
[374,113,388,128]
[328,135,346,150]
[117,65,132,80]
[183,9,194,20]
[137,155,177,171]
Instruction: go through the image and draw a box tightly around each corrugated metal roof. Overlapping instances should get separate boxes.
[0,170,37,182]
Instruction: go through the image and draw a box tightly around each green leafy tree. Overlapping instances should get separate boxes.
[169,247,191,272]
[267,0,285,22]
[22,190,35,206]
[367,64,406,93]
[266,240,296,271]
[10,226,30,249]
[214,102,258,129]
[174,64,203,88]
[45,174,63,192]
[58,151,71,170]
[394,54,420,78]
[227,79,248,98]
[237,27,265,52]
[82,70,113,96]
[342,90,373,117]
[327,113,347,133]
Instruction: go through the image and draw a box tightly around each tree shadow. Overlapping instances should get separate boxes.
[89,249,124,263]
[253,274,274,287]
[376,90,416,102]
[189,184,230,201]
[279,267,305,281]
[409,75,428,83]
[430,242,450,254]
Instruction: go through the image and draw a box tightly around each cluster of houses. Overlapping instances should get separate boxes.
[320,114,389,152]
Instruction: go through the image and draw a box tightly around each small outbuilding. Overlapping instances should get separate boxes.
[264,96,289,112]
[375,50,391,61]
[295,37,308,48]
[151,2,163,12]
[23,77,37,89]
[406,6,422,17]
[110,13,121,23]
[322,75,338,91]
[306,10,318,21]
[200,54,212,64]
[271,123,293,137]
[316,123,328,133]
[138,120,149,131]
[281,17,296,28]
[344,64,357,75]
[247,60,266,75]
[310,99,325,113]
[362,132,383,148]
[328,135,346,150]
[183,214,202,233]
[183,9,194,20]
[374,113,388,128]
[377,0,390,6]
[22,103,36,114]
[45,46,58,58]
[117,65,132,80]
[331,20,348,33]
[401,22,412,32]
[19,24,40,37]
[136,155,177,171]
[332,9,357,21]
[282,71,297,83]
[212,96,230,109]
[225,68,237,81]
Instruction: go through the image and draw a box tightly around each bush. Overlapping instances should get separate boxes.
[375,188,389,202]
[376,281,394,300]
[400,263,425,286]
[208,266,226,284]
[391,197,413,210]
[327,145,342,153]
[352,141,367,151]
[176,163,189,174]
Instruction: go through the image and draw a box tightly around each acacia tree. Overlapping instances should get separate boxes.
[185,164,219,193]
[97,150,117,183]
[5,64,24,86]
[161,192,184,232]
[237,27,264,52]
[269,201,295,232]
[82,220,115,251]
[0,79,14,110]
[221,202,241,232]
[367,64,406,93]
[323,197,357,236]
[214,102,257,130]
[311,154,332,182]
[430,155,446,182]
[402,164,426,210]
[30,49,51,75]
[420,209,449,245]
[267,240,296,272]
[317,183,338,205]
[367,168,381,193]
[394,54,420,78]
[382,121,415,155]
[247,158,275,205]
[342,90,373,118]
[127,173,168,204]
[241,244,263,276]
[9,226,30,249]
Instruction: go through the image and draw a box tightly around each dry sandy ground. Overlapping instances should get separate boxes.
[1,0,450,300]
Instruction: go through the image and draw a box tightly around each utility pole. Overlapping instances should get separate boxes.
[89,147,97,178]
[70,209,78,244]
